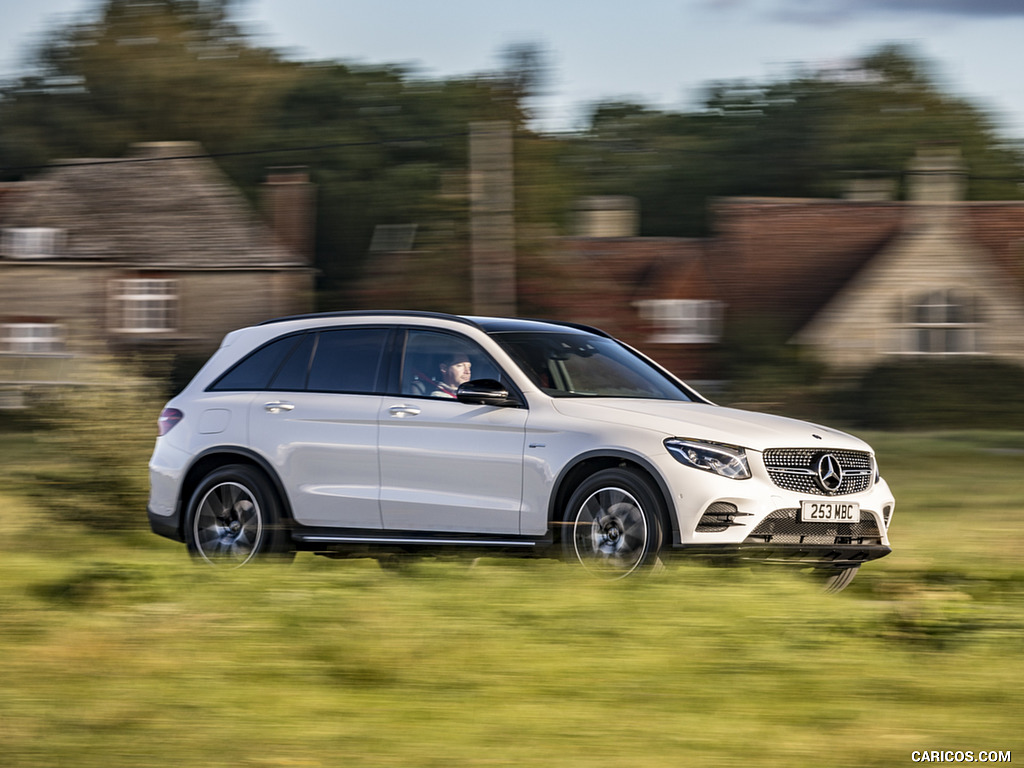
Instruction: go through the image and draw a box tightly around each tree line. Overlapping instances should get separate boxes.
[2,0,1022,307]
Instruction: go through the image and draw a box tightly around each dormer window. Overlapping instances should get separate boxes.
[1,228,65,259]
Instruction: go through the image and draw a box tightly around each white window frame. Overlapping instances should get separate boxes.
[635,299,724,344]
[111,278,179,333]
[0,322,67,355]
[899,289,980,356]
[1,227,65,259]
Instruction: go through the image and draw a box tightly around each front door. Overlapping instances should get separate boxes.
[378,330,527,534]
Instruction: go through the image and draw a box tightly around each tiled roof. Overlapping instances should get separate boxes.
[711,197,906,333]
[1,142,303,268]
[961,203,1024,289]
[557,236,719,299]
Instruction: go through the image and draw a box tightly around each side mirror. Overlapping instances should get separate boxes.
[457,379,517,407]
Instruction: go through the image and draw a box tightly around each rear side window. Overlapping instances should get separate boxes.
[209,327,388,393]
[307,328,388,394]
[210,333,307,391]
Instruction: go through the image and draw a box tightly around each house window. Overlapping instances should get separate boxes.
[111,278,179,333]
[1,228,65,259]
[0,323,66,354]
[636,299,724,344]
[902,289,979,355]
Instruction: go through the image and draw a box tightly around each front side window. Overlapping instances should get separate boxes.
[493,331,695,400]
[399,330,502,399]
[111,278,178,333]
[901,289,980,355]
[0,322,66,354]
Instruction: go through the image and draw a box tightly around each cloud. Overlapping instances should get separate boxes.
[706,0,1024,23]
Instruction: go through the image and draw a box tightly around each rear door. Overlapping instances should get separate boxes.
[248,326,389,529]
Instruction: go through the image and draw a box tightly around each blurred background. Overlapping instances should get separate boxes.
[2,0,1024,419]
[1,2,1023,766]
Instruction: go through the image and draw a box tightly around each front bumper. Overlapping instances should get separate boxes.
[656,448,896,559]
[675,542,891,569]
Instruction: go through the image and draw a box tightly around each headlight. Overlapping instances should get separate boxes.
[665,438,751,479]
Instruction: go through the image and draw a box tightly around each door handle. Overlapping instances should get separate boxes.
[388,405,421,418]
[264,401,295,414]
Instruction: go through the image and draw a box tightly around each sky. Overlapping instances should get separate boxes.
[2,0,1024,137]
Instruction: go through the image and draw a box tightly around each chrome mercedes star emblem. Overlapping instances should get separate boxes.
[816,454,844,493]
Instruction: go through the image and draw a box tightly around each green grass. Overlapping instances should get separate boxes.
[1,422,1023,767]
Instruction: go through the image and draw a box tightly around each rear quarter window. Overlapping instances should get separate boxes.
[209,333,307,391]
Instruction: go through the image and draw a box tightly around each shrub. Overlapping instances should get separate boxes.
[836,358,1024,429]
[26,355,168,532]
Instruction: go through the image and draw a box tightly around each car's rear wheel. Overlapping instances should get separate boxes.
[185,464,293,567]
[562,467,665,579]
[820,565,859,593]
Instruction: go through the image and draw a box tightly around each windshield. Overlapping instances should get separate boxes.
[492,331,695,400]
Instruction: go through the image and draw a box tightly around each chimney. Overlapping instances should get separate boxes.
[906,147,966,204]
[262,167,316,262]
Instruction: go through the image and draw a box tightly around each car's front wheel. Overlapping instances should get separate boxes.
[562,467,666,579]
[820,565,859,593]
[185,464,293,567]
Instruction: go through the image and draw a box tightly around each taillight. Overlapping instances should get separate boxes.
[158,408,183,436]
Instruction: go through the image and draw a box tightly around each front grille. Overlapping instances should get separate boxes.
[744,508,882,546]
[762,448,873,496]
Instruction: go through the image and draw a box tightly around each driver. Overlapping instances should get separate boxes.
[432,351,472,398]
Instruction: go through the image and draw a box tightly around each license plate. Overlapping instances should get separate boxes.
[799,501,860,523]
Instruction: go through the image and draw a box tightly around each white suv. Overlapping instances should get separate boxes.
[148,311,894,588]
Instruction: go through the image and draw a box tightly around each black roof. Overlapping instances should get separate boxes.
[259,310,610,338]
[468,315,610,337]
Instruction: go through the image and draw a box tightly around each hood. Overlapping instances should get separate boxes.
[549,398,870,453]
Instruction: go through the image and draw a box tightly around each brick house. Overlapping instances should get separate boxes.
[789,151,1024,372]
[552,149,1024,383]
[543,234,723,383]
[0,142,315,391]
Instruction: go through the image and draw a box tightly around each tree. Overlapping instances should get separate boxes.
[564,44,1024,238]
[0,1,547,308]
[0,0,290,165]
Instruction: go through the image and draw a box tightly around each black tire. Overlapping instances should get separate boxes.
[561,467,666,579]
[185,464,293,568]
[820,565,859,593]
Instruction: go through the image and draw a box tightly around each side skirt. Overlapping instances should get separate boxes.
[292,528,552,553]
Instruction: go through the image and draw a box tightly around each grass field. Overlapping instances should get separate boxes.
[1,419,1022,767]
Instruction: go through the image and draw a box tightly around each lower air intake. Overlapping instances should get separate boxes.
[745,508,882,546]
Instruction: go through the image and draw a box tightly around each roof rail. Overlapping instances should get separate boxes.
[257,309,484,330]
[538,318,612,338]
[256,310,612,340]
